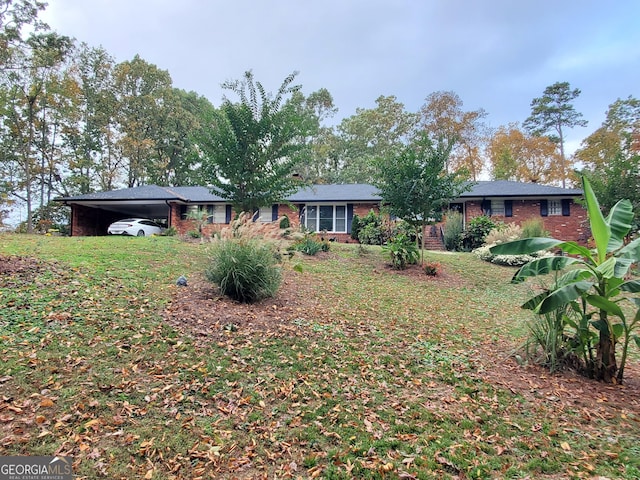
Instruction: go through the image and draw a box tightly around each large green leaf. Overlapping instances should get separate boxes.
[614,257,635,279]
[554,242,595,263]
[620,280,640,293]
[556,267,593,286]
[605,199,633,252]
[595,256,616,279]
[582,176,610,264]
[537,280,593,314]
[490,237,563,255]
[521,289,551,311]
[618,237,640,262]
[511,256,579,283]
[586,294,625,320]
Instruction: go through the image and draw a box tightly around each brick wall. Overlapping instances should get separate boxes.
[71,205,122,236]
[464,199,588,243]
[168,202,379,242]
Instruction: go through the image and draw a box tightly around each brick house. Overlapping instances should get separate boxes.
[57,181,586,244]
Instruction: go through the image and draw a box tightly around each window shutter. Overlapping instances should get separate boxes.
[561,199,571,216]
[272,204,279,221]
[299,204,306,227]
[346,204,354,233]
[540,199,548,217]
[504,200,513,217]
[225,205,232,223]
[481,199,491,216]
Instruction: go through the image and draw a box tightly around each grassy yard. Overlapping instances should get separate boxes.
[1,235,639,479]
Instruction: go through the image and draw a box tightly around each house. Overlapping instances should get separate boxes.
[56,181,587,244]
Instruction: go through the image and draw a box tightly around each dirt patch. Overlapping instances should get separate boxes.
[163,259,640,417]
[0,255,47,276]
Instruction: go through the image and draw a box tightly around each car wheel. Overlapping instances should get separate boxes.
[137,230,145,237]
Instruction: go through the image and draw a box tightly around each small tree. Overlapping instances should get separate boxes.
[491,176,640,383]
[196,71,315,213]
[374,132,470,264]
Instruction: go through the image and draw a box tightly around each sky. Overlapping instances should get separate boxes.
[38,0,639,155]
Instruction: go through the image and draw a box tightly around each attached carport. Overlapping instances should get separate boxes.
[56,186,183,236]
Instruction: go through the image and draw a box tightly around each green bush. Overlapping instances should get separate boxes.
[163,226,178,236]
[443,210,464,251]
[350,214,362,241]
[382,234,419,270]
[293,234,328,255]
[204,239,282,303]
[462,215,496,250]
[358,223,383,245]
[279,215,291,229]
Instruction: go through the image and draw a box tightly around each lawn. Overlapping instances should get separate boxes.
[1,235,639,479]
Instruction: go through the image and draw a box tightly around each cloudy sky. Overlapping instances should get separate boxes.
[39,0,640,152]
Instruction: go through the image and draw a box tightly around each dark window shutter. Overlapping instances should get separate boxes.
[505,200,513,217]
[299,204,306,226]
[225,205,232,223]
[561,199,571,216]
[272,204,279,221]
[346,204,354,233]
[540,199,548,217]
[481,199,491,216]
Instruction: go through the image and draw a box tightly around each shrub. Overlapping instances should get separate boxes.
[279,215,290,229]
[423,261,440,276]
[204,239,282,303]
[350,214,362,241]
[163,226,178,236]
[473,244,554,267]
[358,223,383,245]
[187,230,201,238]
[462,215,496,250]
[383,234,419,270]
[521,218,549,238]
[292,233,328,256]
[443,210,464,251]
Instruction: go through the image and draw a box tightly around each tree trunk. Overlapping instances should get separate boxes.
[594,311,617,383]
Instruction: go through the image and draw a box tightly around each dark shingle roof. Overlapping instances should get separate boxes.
[57,181,582,204]
[286,184,381,202]
[463,180,582,198]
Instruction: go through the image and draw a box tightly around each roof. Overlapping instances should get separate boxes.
[462,180,582,198]
[57,181,582,204]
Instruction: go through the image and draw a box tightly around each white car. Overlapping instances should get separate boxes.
[107,218,164,236]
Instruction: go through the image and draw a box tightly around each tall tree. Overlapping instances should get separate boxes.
[333,95,418,183]
[374,132,470,264]
[576,96,640,230]
[113,55,173,187]
[0,31,73,232]
[0,0,47,68]
[488,123,564,184]
[62,44,119,194]
[524,81,587,187]
[420,91,489,179]
[196,70,315,213]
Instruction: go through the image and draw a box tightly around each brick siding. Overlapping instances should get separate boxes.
[464,199,588,243]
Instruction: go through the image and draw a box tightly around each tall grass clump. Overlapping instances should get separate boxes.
[204,239,281,303]
[443,210,464,251]
[521,218,549,238]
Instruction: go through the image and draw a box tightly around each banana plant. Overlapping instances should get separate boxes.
[490,176,640,383]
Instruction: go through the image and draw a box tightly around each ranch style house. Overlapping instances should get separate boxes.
[56,181,587,245]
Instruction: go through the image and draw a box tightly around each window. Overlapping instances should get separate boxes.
[491,200,505,216]
[185,205,226,223]
[303,204,347,233]
[548,199,562,216]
